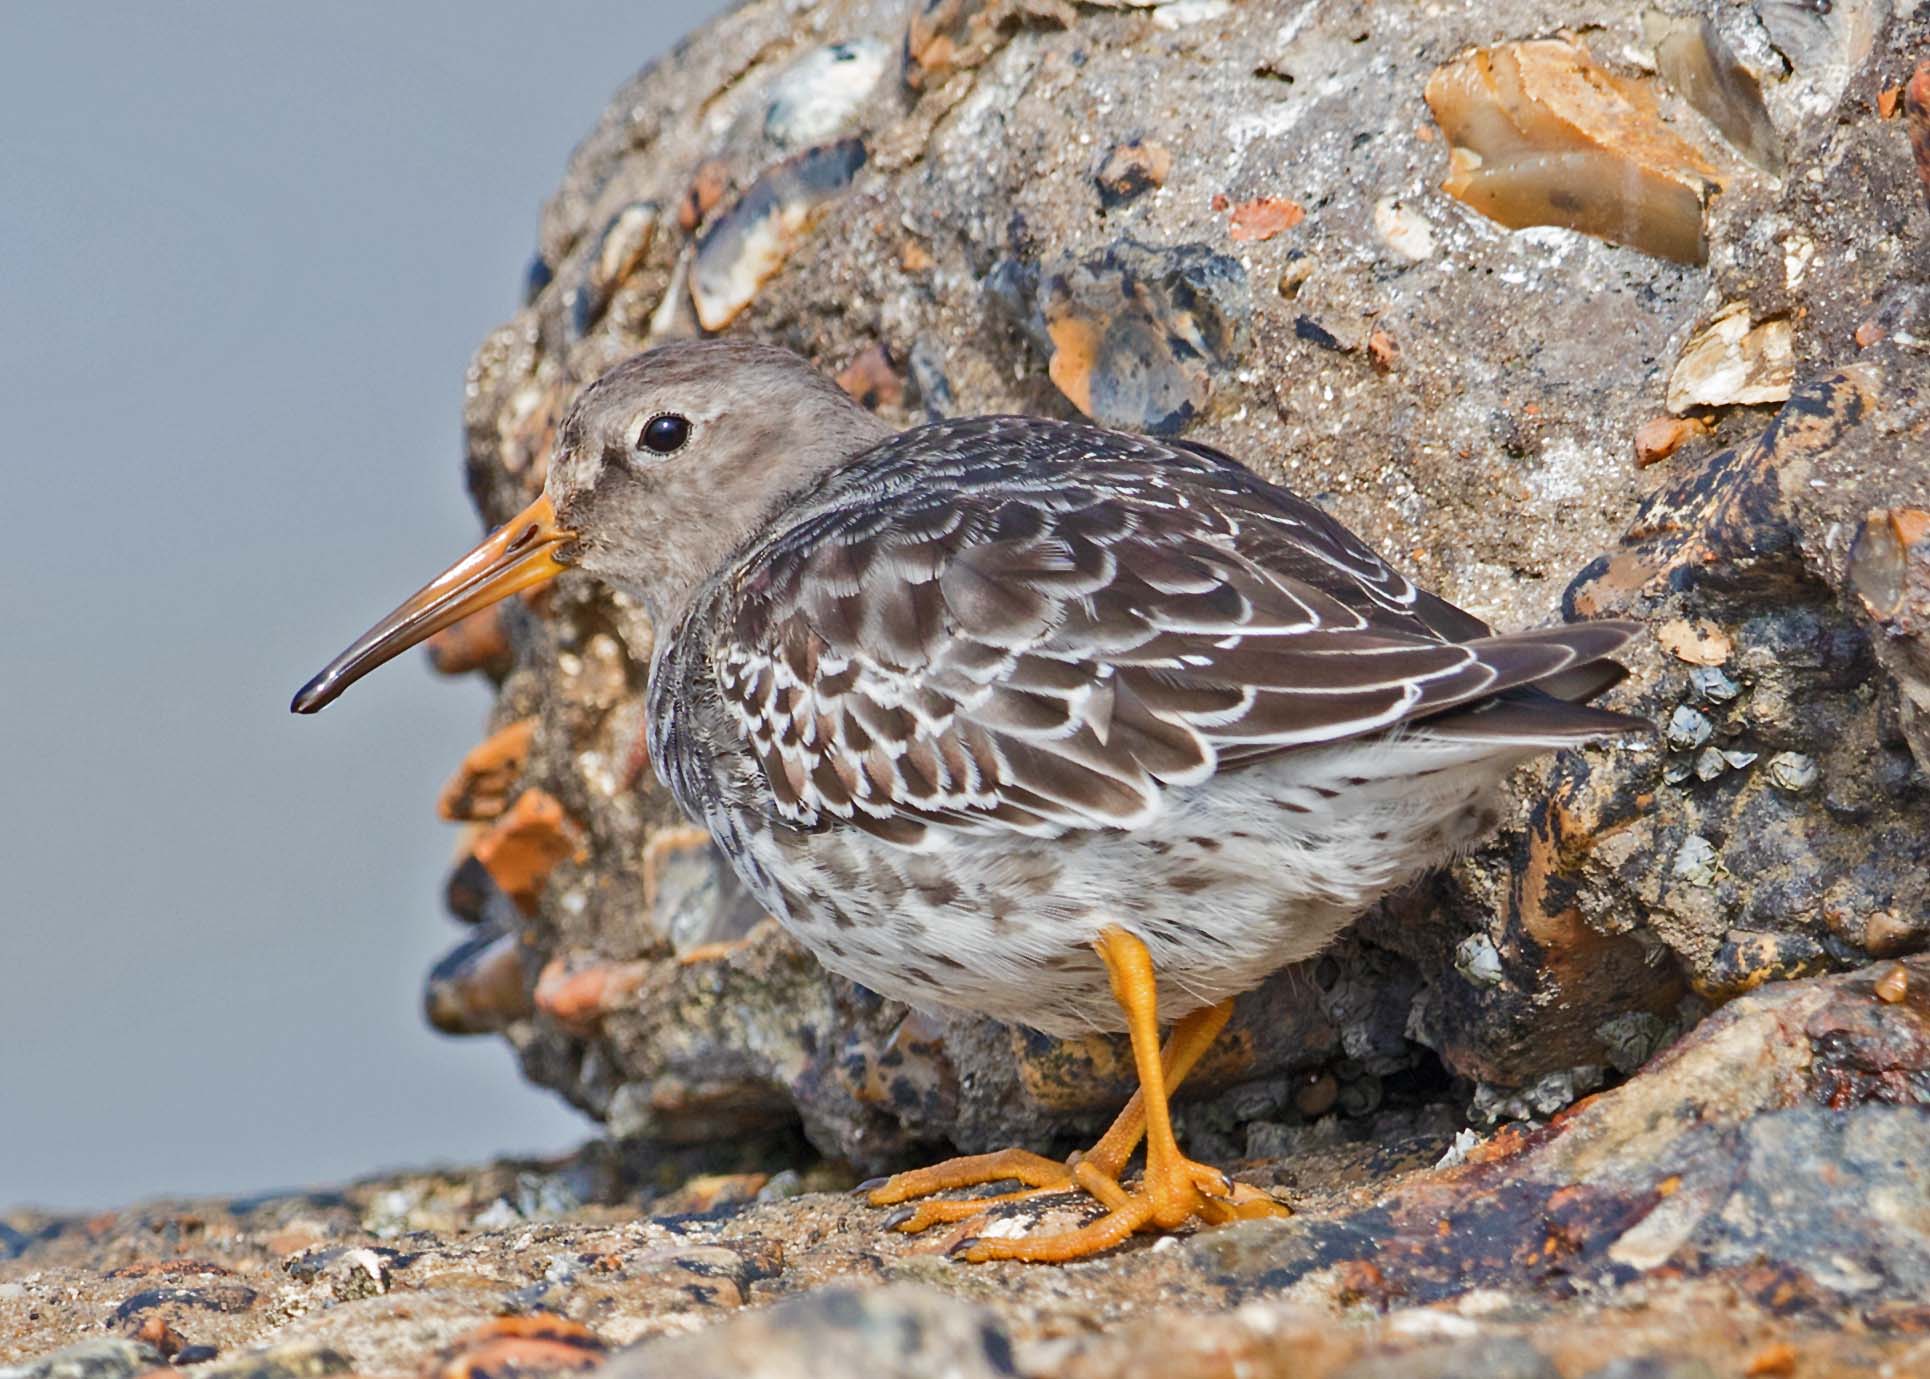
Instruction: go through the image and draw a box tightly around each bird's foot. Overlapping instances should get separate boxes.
[951,1158,1290,1264]
[863,1147,1076,1223]
[862,1145,1289,1262]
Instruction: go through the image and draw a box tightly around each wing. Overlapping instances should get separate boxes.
[709,417,1636,846]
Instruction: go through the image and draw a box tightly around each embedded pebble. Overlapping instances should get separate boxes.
[999,238,1249,434]
[1874,965,1910,1003]
[1372,196,1435,261]
[423,926,531,1036]
[1666,303,1794,413]
[1151,0,1229,29]
[438,719,537,824]
[1225,196,1304,242]
[762,41,888,148]
[1645,10,1783,173]
[591,201,658,297]
[1426,37,1722,263]
[690,139,867,331]
[834,342,903,411]
[472,788,585,913]
[1655,617,1733,666]
[1094,139,1171,209]
[1633,415,1707,467]
[1366,328,1399,375]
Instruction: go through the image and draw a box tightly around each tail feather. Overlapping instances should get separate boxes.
[1419,618,1651,745]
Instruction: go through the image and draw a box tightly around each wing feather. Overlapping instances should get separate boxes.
[705,417,1640,843]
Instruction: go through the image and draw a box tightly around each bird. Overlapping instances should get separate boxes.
[294,338,1646,1263]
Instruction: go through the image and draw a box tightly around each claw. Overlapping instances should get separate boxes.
[854,1176,890,1195]
[881,1205,918,1230]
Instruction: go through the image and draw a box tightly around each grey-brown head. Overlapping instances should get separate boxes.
[292,339,890,713]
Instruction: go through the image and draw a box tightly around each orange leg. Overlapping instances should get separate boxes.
[864,930,1290,1262]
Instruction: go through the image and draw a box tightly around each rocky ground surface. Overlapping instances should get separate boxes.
[18,1,1927,1376]
[7,959,1930,1377]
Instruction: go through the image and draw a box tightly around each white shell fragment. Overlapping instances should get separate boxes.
[1373,196,1437,262]
[1666,302,1795,413]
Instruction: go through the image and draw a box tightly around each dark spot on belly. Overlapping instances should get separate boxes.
[1312,785,1339,799]
[1168,870,1216,895]
[903,965,936,986]
[1146,839,1172,855]
[1276,798,1311,814]
[1344,775,1369,786]
[930,951,966,970]
[1188,835,1222,852]
[827,904,857,930]
[1370,829,1388,841]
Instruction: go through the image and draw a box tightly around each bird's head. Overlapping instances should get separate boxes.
[292,339,889,714]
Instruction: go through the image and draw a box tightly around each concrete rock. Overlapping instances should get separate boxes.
[422,0,1930,1201]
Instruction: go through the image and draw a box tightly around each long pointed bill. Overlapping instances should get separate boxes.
[291,495,575,714]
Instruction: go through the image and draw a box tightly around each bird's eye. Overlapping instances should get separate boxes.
[638,413,691,454]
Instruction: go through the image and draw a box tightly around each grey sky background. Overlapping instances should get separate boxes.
[2,2,726,1210]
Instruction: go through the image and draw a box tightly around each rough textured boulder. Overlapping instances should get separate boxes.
[421,0,1930,1170]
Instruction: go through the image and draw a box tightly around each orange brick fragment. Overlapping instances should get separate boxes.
[835,343,903,411]
[1367,328,1399,375]
[1907,61,1930,213]
[434,1315,606,1379]
[534,956,651,1032]
[1227,196,1305,242]
[438,719,537,823]
[424,602,512,677]
[1744,1341,1798,1377]
[1875,964,1910,1004]
[473,788,584,913]
[1633,415,1708,468]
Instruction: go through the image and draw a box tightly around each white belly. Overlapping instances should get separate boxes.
[746,735,1524,1036]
